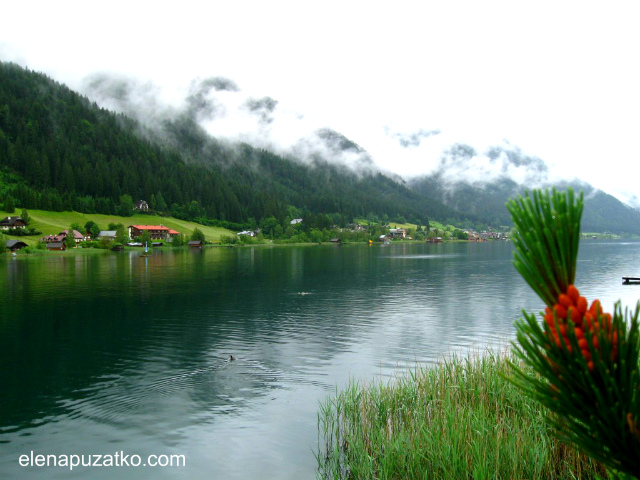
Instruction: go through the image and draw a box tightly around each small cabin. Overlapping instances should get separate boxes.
[59,230,86,244]
[188,240,203,248]
[134,200,149,211]
[330,238,342,244]
[98,230,118,240]
[6,240,28,252]
[46,242,66,251]
[1,216,27,230]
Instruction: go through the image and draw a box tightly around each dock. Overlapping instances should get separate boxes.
[622,277,640,284]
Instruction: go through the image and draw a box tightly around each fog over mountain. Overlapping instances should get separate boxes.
[408,144,640,234]
[79,70,640,228]
[82,74,378,173]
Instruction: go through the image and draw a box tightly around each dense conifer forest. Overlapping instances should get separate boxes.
[0,61,462,230]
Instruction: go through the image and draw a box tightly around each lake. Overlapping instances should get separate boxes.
[1,240,639,479]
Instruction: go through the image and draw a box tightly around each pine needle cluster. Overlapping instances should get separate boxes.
[507,188,640,478]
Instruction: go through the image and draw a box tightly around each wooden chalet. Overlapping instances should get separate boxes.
[1,216,27,230]
[60,230,86,244]
[6,240,28,252]
[46,242,66,251]
[188,240,203,248]
[134,200,149,211]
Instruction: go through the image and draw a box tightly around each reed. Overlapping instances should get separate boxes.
[317,350,604,479]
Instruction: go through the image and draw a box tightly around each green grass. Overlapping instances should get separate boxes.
[428,220,456,233]
[317,350,605,479]
[0,209,235,246]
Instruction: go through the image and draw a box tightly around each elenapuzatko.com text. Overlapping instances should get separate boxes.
[19,451,186,470]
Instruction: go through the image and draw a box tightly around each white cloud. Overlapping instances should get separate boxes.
[1,0,639,203]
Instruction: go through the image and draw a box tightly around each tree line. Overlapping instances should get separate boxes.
[0,61,467,230]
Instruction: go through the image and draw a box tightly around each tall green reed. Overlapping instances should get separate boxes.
[318,350,603,479]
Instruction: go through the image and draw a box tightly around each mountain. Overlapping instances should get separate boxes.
[0,61,462,228]
[2,61,636,235]
[408,143,640,235]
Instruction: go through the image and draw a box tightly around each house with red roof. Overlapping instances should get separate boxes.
[41,230,86,244]
[128,225,181,242]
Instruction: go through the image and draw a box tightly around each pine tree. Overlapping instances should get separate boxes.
[20,208,30,225]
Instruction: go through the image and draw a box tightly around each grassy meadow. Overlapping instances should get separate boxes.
[1,209,235,246]
[354,217,465,236]
[317,350,605,479]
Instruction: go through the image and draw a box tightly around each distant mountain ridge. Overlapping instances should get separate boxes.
[408,143,640,235]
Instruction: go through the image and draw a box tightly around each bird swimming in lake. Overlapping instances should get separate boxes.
[229,355,236,361]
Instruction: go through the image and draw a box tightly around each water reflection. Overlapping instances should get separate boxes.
[1,241,640,478]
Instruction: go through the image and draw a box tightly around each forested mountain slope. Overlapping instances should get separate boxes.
[0,61,462,227]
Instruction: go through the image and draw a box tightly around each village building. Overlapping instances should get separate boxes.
[41,230,86,244]
[134,200,149,211]
[1,216,27,230]
[290,218,303,225]
[237,230,256,237]
[60,230,87,243]
[388,228,407,239]
[128,225,180,242]
[6,240,28,251]
[97,230,117,240]
[188,240,203,248]
[46,242,66,251]
[41,234,59,243]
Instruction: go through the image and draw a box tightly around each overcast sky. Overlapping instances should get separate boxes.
[2,1,639,204]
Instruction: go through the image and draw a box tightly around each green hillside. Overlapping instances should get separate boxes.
[1,209,234,246]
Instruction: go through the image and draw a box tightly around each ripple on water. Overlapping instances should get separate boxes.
[3,242,640,479]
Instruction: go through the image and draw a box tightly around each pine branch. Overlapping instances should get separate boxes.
[507,188,640,478]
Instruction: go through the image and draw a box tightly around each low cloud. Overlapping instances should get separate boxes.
[384,127,441,148]
[202,77,240,92]
[434,141,550,186]
[80,73,377,173]
[185,77,240,121]
[83,73,169,123]
[243,96,278,124]
[80,73,573,188]
[290,128,375,171]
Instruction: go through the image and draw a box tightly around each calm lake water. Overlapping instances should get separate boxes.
[1,240,640,479]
